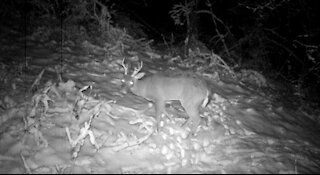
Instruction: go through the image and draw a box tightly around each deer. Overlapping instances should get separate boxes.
[120,58,210,135]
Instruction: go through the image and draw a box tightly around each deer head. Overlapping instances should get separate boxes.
[120,58,145,95]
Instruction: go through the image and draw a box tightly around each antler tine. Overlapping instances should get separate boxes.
[121,58,128,75]
[132,61,143,77]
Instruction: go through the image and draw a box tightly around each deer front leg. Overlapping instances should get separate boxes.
[182,102,201,136]
[154,100,165,132]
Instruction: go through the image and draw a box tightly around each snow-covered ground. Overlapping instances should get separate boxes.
[1,41,320,174]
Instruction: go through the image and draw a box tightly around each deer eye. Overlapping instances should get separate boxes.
[121,79,125,83]
[129,81,134,85]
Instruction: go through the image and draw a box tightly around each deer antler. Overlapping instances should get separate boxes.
[132,61,143,77]
[121,58,128,75]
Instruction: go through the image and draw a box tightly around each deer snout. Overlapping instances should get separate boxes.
[120,80,132,95]
[120,77,134,95]
[120,85,129,94]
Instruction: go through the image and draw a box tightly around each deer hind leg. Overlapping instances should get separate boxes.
[181,101,201,135]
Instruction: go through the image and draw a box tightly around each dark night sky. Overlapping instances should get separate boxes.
[114,0,258,41]
[114,0,320,42]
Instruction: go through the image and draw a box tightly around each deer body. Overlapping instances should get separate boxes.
[121,60,210,134]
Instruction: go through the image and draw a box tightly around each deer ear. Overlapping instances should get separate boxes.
[134,72,145,79]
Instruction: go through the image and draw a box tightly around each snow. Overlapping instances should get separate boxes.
[1,43,320,174]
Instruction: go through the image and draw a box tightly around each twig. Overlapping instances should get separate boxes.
[0,155,15,161]
[29,69,46,93]
[20,153,32,174]
[112,132,153,152]
[197,0,232,62]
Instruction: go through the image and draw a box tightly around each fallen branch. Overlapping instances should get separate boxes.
[29,69,46,93]
[111,132,153,152]
[66,109,100,159]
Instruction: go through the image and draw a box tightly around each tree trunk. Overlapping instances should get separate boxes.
[184,0,200,57]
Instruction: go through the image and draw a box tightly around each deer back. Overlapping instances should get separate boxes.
[131,70,209,104]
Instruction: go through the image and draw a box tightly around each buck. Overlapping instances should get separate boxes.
[120,59,210,134]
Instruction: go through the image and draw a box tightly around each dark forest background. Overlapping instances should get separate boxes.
[1,0,320,103]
